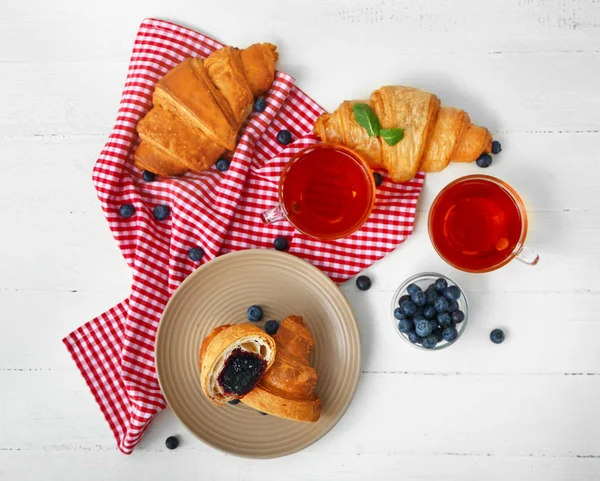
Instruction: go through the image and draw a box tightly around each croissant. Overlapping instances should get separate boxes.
[314,86,493,182]
[135,43,278,176]
[199,324,276,405]
[242,315,321,422]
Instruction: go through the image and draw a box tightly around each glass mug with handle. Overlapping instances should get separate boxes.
[262,143,376,240]
[428,174,539,273]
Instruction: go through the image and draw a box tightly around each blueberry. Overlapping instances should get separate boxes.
[442,327,458,342]
[119,203,135,218]
[415,319,433,337]
[432,327,444,342]
[476,153,493,168]
[434,278,448,293]
[356,275,372,291]
[424,306,437,320]
[398,318,414,333]
[425,287,438,306]
[490,328,505,344]
[276,129,293,145]
[142,170,156,182]
[443,286,461,301]
[422,335,438,349]
[394,307,406,320]
[411,290,427,307]
[447,301,459,313]
[452,310,465,324]
[434,296,449,313]
[265,320,280,335]
[400,300,417,317]
[216,158,230,172]
[228,399,241,405]
[491,140,502,154]
[408,331,421,344]
[437,312,453,328]
[253,96,267,113]
[274,236,289,251]
[429,319,440,331]
[188,247,204,262]
[165,436,179,450]
[373,172,384,187]
[247,305,264,322]
[407,283,421,296]
[153,205,170,221]
[258,411,268,415]
[398,295,411,306]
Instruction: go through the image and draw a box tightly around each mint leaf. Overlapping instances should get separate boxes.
[380,128,404,146]
[352,103,381,137]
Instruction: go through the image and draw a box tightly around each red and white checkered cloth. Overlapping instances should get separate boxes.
[62,18,425,454]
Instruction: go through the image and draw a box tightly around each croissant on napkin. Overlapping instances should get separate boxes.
[314,86,493,182]
[135,43,278,176]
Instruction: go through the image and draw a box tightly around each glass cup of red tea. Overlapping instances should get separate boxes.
[428,175,539,273]
[261,143,376,240]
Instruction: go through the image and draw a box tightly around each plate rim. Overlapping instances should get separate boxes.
[155,248,362,458]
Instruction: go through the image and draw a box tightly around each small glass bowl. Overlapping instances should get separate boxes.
[391,272,469,351]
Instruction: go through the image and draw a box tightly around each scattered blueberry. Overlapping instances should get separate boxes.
[447,301,459,313]
[434,296,449,313]
[165,436,179,450]
[490,328,505,344]
[188,247,204,262]
[153,205,170,221]
[424,306,437,320]
[411,290,427,307]
[443,285,461,301]
[216,158,230,172]
[274,236,289,251]
[398,318,414,333]
[407,283,421,296]
[142,170,156,182]
[398,294,411,306]
[415,318,433,337]
[356,275,372,291]
[253,96,267,113]
[119,204,135,218]
[434,278,448,293]
[276,129,293,145]
[422,335,438,349]
[437,312,453,328]
[408,331,421,344]
[394,307,406,320]
[264,320,280,335]
[258,411,268,415]
[373,172,384,187]
[442,327,458,342]
[491,140,502,155]
[452,310,465,324]
[400,299,417,317]
[228,399,241,405]
[476,153,493,168]
[247,305,264,322]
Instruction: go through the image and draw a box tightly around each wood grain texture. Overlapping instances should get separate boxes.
[1,0,600,478]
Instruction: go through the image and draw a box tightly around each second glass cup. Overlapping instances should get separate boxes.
[262,143,376,240]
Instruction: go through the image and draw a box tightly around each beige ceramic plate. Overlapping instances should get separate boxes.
[155,249,361,458]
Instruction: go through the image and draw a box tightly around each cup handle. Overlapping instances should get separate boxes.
[515,245,539,266]
[262,204,286,224]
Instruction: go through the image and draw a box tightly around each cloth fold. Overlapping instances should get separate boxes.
[63,18,424,454]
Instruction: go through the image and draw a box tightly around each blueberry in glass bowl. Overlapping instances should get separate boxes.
[391,272,469,350]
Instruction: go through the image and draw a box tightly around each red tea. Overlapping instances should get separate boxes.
[429,177,524,272]
[281,146,375,239]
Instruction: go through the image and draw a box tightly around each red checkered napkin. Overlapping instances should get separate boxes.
[63,18,425,454]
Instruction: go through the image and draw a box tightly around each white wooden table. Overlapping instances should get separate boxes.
[2,0,600,479]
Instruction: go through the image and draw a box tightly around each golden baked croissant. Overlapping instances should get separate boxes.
[199,324,276,405]
[242,315,321,422]
[135,43,278,176]
[314,86,492,182]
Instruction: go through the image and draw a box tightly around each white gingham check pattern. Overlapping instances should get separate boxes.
[62,19,425,454]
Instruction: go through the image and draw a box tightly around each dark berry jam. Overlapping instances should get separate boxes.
[217,348,267,396]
